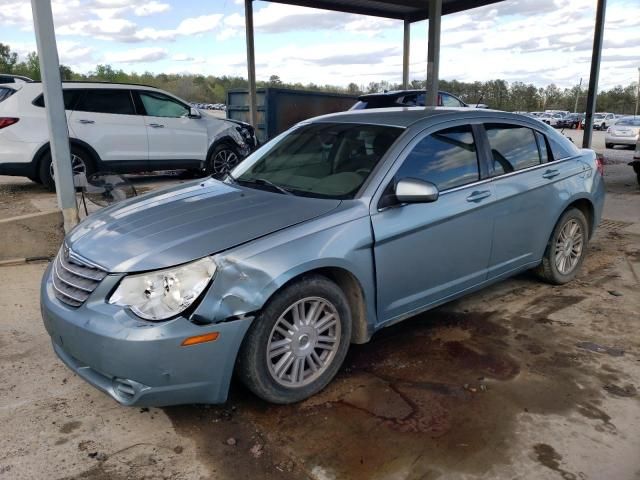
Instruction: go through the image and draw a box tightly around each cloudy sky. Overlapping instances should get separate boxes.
[1,0,639,89]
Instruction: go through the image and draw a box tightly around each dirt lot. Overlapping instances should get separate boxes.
[0,134,639,479]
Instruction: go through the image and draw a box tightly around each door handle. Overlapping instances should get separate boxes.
[466,190,492,203]
[78,119,95,124]
[542,169,560,179]
[149,123,165,128]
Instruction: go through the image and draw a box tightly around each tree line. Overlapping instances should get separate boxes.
[2,43,638,114]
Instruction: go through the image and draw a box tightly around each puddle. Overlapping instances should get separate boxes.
[164,301,620,479]
[576,341,625,357]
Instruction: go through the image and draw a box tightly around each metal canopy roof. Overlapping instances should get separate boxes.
[264,0,504,22]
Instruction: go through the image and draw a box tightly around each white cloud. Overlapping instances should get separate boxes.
[134,1,170,17]
[103,47,168,63]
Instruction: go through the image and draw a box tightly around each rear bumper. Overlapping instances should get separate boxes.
[605,134,638,146]
[0,138,40,176]
[0,162,36,178]
[41,263,252,406]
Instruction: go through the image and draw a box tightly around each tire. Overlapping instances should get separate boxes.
[605,143,614,149]
[535,208,589,285]
[237,275,352,404]
[206,143,241,179]
[39,146,94,192]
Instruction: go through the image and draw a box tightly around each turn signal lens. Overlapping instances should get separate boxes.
[181,332,219,346]
[0,117,19,129]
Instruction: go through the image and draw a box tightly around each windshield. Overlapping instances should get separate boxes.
[616,117,640,126]
[594,114,605,120]
[232,122,404,199]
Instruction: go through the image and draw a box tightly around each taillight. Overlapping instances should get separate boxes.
[595,155,604,176]
[0,117,19,129]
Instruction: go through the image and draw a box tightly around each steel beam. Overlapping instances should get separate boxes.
[426,0,442,107]
[402,19,410,89]
[30,0,78,231]
[245,0,258,128]
[582,0,606,149]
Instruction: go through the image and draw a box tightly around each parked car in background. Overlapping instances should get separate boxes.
[538,112,564,127]
[41,107,604,407]
[581,113,615,130]
[350,90,470,110]
[0,82,256,190]
[605,116,640,148]
[630,137,640,186]
[0,74,32,84]
[557,113,584,129]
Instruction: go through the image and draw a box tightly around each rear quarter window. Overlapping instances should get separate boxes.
[32,89,82,110]
[547,132,580,160]
[0,87,16,103]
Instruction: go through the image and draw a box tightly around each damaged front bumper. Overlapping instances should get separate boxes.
[40,263,252,407]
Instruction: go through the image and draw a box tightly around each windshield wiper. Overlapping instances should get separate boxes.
[240,177,293,195]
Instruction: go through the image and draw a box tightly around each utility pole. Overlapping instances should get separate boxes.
[31,0,79,231]
[574,77,582,113]
[582,0,606,149]
[634,67,640,115]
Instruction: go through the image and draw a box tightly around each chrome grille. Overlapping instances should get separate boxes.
[52,247,107,307]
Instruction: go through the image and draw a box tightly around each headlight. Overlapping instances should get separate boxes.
[108,257,216,321]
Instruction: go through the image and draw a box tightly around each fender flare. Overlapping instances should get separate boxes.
[32,139,102,172]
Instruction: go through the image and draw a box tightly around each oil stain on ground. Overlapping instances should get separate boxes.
[164,296,619,479]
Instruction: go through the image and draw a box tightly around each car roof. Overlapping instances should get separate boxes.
[308,106,533,128]
[358,89,455,99]
[27,81,159,91]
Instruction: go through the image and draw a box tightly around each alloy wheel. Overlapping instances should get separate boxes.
[211,149,239,176]
[266,297,341,388]
[554,219,584,275]
[50,153,86,180]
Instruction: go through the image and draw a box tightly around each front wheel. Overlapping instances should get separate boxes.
[237,275,352,404]
[605,143,614,149]
[206,143,241,179]
[535,208,589,285]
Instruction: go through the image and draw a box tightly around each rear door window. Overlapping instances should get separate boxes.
[395,125,479,191]
[74,89,135,115]
[484,124,541,175]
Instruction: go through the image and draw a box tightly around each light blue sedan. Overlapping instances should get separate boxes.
[41,107,605,406]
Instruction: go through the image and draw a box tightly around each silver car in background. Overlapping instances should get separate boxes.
[605,116,640,148]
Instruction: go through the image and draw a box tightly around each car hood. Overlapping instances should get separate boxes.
[67,178,341,272]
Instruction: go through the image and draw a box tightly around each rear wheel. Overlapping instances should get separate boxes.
[536,208,589,285]
[605,143,614,149]
[237,275,352,404]
[206,143,241,179]
[39,146,94,192]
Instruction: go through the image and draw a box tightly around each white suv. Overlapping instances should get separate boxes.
[0,82,256,190]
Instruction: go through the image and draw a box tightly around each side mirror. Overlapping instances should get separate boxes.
[395,178,439,203]
[189,107,201,118]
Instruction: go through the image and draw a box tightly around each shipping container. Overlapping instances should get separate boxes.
[227,87,358,143]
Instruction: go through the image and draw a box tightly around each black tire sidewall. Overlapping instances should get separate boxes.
[237,275,352,404]
[39,146,94,191]
[544,208,589,284]
[207,142,240,179]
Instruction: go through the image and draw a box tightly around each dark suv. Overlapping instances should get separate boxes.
[557,113,584,129]
[350,90,470,110]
